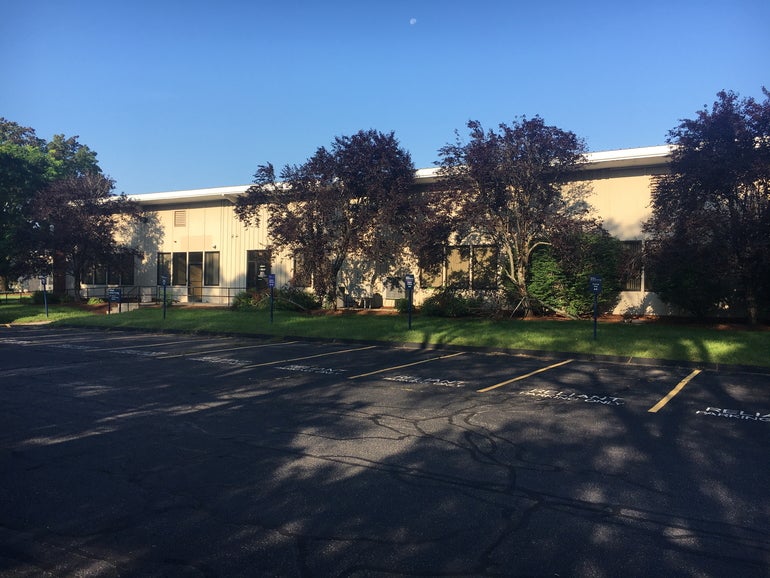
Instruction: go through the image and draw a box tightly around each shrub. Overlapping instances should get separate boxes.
[420,288,482,317]
[31,291,61,305]
[527,231,623,317]
[231,288,321,312]
[231,291,262,311]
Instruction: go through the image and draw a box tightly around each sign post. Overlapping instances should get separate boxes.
[39,276,48,318]
[268,274,276,324]
[404,274,415,330]
[589,275,602,340]
[107,288,122,314]
[161,276,168,320]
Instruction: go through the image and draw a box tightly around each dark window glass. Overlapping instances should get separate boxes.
[246,250,271,290]
[93,266,107,285]
[172,252,187,286]
[119,254,135,285]
[157,253,171,285]
[446,246,470,288]
[621,241,643,291]
[204,252,220,286]
[292,252,311,287]
[472,245,498,289]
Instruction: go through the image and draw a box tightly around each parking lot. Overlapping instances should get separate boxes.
[1,326,769,576]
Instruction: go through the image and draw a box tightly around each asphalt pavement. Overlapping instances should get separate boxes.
[1,326,769,577]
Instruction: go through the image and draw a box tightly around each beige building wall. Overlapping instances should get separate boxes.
[587,173,655,240]
[127,199,294,304]
[116,146,675,314]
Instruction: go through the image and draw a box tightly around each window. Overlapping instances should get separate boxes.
[621,241,643,291]
[292,252,312,287]
[109,253,135,285]
[246,250,271,290]
[172,252,187,285]
[92,265,107,285]
[472,245,499,289]
[421,245,499,290]
[204,251,220,286]
[84,254,134,285]
[446,247,471,288]
[157,252,171,285]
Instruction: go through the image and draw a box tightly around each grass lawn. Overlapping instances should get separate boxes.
[3,302,766,368]
[0,302,98,325]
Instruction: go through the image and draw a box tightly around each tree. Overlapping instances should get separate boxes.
[1,119,50,286]
[235,130,417,306]
[1,118,102,286]
[644,89,770,323]
[437,117,594,317]
[31,173,140,298]
[529,226,624,317]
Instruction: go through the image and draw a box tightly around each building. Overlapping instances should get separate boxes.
[81,145,674,314]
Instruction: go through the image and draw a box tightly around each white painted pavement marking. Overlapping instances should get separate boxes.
[347,351,466,380]
[244,345,378,369]
[157,340,298,359]
[695,406,770,423]
[519,388,625,406]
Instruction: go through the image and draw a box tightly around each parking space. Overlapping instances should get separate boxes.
[3,326,769,426]
[2,325,769,575]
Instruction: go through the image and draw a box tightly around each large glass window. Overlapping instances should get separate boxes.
[172,252,187,286]
[421,245,498,290]
[157,252,171,285]
[85,253,134,285]
[292,252,312,287]
[621,241,643,291]
[246,250,271,290]
[204,251,220,286]
[472,245,499,289]
[112,253,135,285]
[92,266,107,285]
[446,247,471,288]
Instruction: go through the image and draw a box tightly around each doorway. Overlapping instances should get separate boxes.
[188,252,203,302]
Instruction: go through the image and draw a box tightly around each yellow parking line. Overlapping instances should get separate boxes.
[477,359,574,393]
[648,369,701,413]
[246,345,377,368]
[348,351,465,380]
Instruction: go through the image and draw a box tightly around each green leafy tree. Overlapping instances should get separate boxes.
[1,118,102,286]
[529,227,623,317]
[1,119,51,285]
[235,130,417,306]
[437,117,595,317]
[644,89,770,323]
[31,173,140,299]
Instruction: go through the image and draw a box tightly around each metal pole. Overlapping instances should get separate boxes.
[408,287,413,330]
[270,285,274,324]
[593,293,598,340]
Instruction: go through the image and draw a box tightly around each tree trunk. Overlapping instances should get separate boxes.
[745,285,759,326]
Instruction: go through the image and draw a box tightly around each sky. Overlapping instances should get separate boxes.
[2,0,769,195]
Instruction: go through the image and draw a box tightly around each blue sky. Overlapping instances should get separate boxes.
[3,0,768,194]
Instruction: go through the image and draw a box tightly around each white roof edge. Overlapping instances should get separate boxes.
[129,184,250,203]
[583,144,673,163]
[128,145,672,200]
